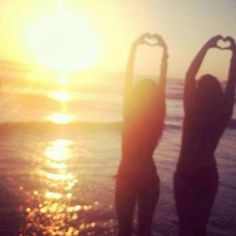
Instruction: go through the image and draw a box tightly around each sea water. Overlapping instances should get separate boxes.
[0,73,236,235]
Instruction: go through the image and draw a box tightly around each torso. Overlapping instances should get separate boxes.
[117,90,165,182]
[176,98,229,178]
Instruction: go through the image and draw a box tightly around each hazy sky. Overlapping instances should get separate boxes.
[0,0,235,79]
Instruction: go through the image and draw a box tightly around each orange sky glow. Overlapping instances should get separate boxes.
[0,0,235,79]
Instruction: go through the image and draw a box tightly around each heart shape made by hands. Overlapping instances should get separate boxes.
[145,34,159,47]
[217,37,231,50]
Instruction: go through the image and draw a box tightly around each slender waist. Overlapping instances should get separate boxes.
[117,158,158,179]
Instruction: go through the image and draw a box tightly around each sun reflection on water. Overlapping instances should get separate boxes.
[50,90,71,101]
[46,71,75,125]
[22,139,82,235]
[20,137,116,235]
[47,112,74,124]
[44,139,73,161]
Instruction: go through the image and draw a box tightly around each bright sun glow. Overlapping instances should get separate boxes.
[26,2,100,73]
[47,112,74,124]
[44,139,72,162]
[50,91,71,101]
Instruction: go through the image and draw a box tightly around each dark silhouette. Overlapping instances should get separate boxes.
[0,181,25,236]
[115,33,168,236]
[174,35,236,236]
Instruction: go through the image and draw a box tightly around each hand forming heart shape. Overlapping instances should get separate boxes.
[217,37,231,50]
[145,34,159,47]
[133,33,167,49]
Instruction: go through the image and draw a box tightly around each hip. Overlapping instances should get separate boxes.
[174,167,218,191]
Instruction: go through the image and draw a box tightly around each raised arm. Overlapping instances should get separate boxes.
[153,34,168,101]
[224,36,236,118]
[123,33,149,119]
[184,35,222,112]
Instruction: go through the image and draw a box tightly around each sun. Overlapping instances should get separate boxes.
[26,2,100,73]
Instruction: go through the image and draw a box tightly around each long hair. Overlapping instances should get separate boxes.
[196,74,224,116]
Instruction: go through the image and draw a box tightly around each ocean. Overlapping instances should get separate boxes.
[0,71,236,236]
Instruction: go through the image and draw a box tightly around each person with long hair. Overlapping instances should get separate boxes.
[174,35,236,236]
[115,33,168,236]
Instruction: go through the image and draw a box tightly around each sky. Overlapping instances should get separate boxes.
[0,0,235,79]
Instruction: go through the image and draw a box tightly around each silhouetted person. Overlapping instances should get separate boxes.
[115,33,168,236]
[174,35,236,236]
[0,182,25,236]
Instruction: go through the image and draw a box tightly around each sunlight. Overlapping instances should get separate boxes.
[50,91,71,101]
[58,74,68,84]
[45,172,74,181]
[47,112,74,124]
[45,191,63,200]
[26,2,100,73]
[25,136,88,235]
[45,139,73,162]
[39,202,65,214]
[46,160,67,170]
[43,139,75,182]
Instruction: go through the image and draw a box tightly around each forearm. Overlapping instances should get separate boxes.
[225,52,236,107]
[124,45,136,98]
[183,44,209,112]
[159,48,168,97]
[184,43,209,106]
[123,45,136,118]
[186,44,209,80]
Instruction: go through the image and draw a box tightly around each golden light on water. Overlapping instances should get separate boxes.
[47,112,74,124]
[24,139,81,235]
[22,137,115,235]
[50,91,71,101]
[26,2,100,73]
[43,139,75,182]
[45,172,74,181]
[42,138,76,186]
[44,139,72,161]
[46,160,67,169]
[45,191,63,200]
